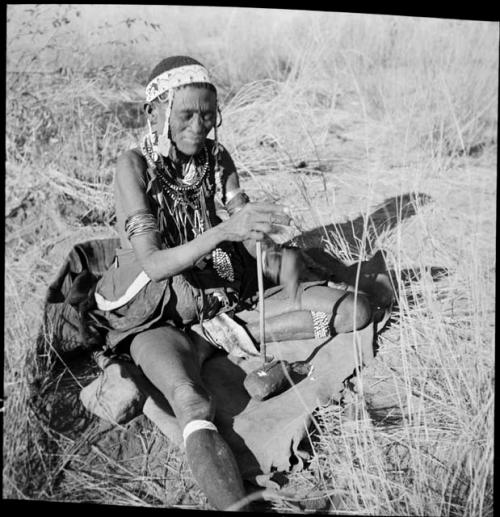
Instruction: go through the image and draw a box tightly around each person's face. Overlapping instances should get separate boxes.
[155,85,217,157]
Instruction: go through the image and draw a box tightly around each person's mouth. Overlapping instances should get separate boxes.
[185,135,204,145]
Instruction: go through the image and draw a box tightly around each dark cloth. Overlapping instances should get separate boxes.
[41,238,121,355]
[91,241,259,351]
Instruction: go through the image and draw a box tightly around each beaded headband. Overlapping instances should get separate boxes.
[145,64,213,103]
[145,63,216,161]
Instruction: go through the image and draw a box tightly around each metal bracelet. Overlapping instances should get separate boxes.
[226,191,250,216]
[125,212,158,240]
[225,187,243,204]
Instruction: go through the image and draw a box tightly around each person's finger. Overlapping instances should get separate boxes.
[268,223,294,236]
[251,222,273,235]
[268,213,291,226]
[248,230,265,241]
[249,202,288,214]
[247,206,291,225]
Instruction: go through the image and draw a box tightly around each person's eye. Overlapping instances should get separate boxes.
[203,112,215,123]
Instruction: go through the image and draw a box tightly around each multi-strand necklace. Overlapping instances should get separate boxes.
[141,135,210,237]
[141,135,234,282]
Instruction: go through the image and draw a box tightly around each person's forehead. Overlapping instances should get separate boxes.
[172,85,216,109]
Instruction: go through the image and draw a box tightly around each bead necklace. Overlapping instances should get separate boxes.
[155,165,207,208]
[141,135,210,192]
[140,134,234,282]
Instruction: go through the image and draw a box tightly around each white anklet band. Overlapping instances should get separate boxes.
[183,419,218,444]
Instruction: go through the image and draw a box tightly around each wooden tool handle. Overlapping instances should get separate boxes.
[255,240,266,364]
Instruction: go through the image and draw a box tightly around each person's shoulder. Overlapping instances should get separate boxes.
[115,148,148,187]
[118,147,146,167]
[206,139,236,171]
[206,138,230,156]
[117,148,147,175]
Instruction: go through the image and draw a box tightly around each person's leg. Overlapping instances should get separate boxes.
[239,286,372,342]
[301,285,372,333]
[130,326,247,510]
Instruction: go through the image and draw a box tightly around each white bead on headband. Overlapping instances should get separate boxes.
[145,64,213,103]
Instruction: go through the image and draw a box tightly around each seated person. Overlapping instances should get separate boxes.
[90,55,374,510]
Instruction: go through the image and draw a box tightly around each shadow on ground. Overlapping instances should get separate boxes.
[293,192,432,254]
[289,192,449,315]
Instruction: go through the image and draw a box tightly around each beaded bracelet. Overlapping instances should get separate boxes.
[212,247,234,282]
[311,311,331,339]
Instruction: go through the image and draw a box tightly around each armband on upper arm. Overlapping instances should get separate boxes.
[225,188,250,215]
[124,209,159,240]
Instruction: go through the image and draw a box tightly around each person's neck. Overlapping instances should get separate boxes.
[167,145,193,177]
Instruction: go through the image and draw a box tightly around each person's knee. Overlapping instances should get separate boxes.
[130,327,172,367]
[334,293,372,333]
[172,381,215,428]
[129,334,150,367]
[129,327,213,426]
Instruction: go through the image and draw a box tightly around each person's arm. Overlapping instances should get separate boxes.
[217,145,293,259]
[215,146,302,295]
[215,143,247,211]
[215,145,263,258]
[115,150,290,282]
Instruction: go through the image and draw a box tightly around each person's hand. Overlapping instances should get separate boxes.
[218,202,291,242]
[264,246,303,294]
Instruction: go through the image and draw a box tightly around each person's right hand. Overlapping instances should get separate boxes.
[218,202,291,242]
[263,246,303,287]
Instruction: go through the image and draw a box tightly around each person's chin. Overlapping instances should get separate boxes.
[180,138,205,156]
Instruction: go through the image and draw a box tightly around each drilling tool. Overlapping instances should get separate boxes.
[243,241,301,401]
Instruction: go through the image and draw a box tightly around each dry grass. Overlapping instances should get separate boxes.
[4,5,496,515]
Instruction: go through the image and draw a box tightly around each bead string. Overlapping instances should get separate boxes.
[141,135,210,192]
[140,134,234,282]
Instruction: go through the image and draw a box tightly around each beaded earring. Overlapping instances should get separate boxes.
[146,118,159,163]
[157,89,174,159]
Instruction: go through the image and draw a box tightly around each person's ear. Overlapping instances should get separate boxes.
[144,102,158,124]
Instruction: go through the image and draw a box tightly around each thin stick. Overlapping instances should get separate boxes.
[255,240,266,364]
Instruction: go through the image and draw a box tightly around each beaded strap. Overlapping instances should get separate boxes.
[212,247,234,282]
[311,311,331,339]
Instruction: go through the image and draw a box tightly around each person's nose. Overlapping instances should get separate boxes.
[190,113,204,134]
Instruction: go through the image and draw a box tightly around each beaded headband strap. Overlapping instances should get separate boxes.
[145,64,213,103]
